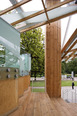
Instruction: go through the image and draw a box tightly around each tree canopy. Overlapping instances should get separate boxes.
[20,28,45,77]
[61,58,77,75]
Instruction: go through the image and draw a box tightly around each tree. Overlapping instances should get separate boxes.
[61,61,66,74]
[66,58,77,75]
[20,28,45,79]
[61,58,77,75]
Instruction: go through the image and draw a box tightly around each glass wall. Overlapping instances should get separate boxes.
[20,54,31,76]
[0,18,31,76]
[0,44,20,68]
[0,44,5,66]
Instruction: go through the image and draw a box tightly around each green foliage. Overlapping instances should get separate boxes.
[61,58,77,75]
[66,58,77,74]
[61,61,66,74]
[20,28,45,77]
[0,45,5,65]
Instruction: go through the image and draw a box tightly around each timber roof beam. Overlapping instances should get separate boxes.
[0,0,32,16]
[10,0,74,26]
[41,0,50,25]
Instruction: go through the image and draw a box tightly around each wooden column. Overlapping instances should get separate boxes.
[45,0,61,97]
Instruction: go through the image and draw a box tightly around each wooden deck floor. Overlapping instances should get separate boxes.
[24,92,77,116]
[9,91,77,116]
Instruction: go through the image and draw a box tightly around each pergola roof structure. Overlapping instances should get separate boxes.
[61,29,77,61]
[0,0,77,61]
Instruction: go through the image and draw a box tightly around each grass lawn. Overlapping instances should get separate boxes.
[30,81,45,87]
[61,80,77,86]
[30,80,77,87]
[31,80,77,92]
[32,89,45,92]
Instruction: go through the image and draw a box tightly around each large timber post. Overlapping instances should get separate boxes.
[45,0,61,97]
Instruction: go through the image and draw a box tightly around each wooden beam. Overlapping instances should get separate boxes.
[61,40,77,59]
[72,54,77,60]
[41,0,50,25]
[0,0,32,16]
[20,10,77,33]
[11,0,74,25]
[65,51,76,61]
[70,48,77,52]
[62,16,71,48]
[61,29,77,54]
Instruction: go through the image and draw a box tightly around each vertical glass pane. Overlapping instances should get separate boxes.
[0,44,5,66]
[20,54,31,76]
[5,49,19,68]
[0,44,19,68]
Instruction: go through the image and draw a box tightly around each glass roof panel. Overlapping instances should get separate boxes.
[61,17,69,48]
[0,0,76,50]
[26,13,46,23]
[1,11,46,24]
[66,52,72,57]
[0,0,12,10]
[61,14,77,48]
[21,0,44,12]
[71,43,77,50]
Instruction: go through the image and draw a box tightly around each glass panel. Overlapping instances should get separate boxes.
[71,44,77,50]
[0,44,19,68]
[0,0,12,10]
[5,49,19,68]
[0,18,20,58]
[26,13,46,23]
[61,17,69,48]
[20,54,31,76]
[61,14,77,48]
[0,44,5,66]
[21,0,44,12]
[0,17,20,68]
[1,11,46,24]
[64,14,77,45]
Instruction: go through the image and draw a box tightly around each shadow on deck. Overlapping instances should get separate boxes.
[9,89,77,116]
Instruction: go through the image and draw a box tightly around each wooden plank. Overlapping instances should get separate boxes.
[45,0,61,98]
[0,79,18,116]
[20,10,77,33]
[23,75,30,91]
[8,93,77,116]
[71,54,77,60]
[0,0,32,16]
[11,0,74,26]
[41,0,50,25]
[62,17,71,48]
[9,87,31,116]
[18,77,24,98]
[70,48,77,52]
[62,40,77,59]
[65,51,76,61]
[24,93,34,116]
[61,29,77,54]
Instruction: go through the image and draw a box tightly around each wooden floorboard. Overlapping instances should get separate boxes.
[9,92,77,116]
[24,92,77,116]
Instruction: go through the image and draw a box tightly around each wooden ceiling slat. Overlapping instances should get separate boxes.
[70,48,77,52]
[41,0,50,25]
[61,29,77,54]
[61,40,77,60]
[11,0,74,26]
[65,51,76,61]
[0,0,32,16]
[20,10,77,33]
[72,54,77,60]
